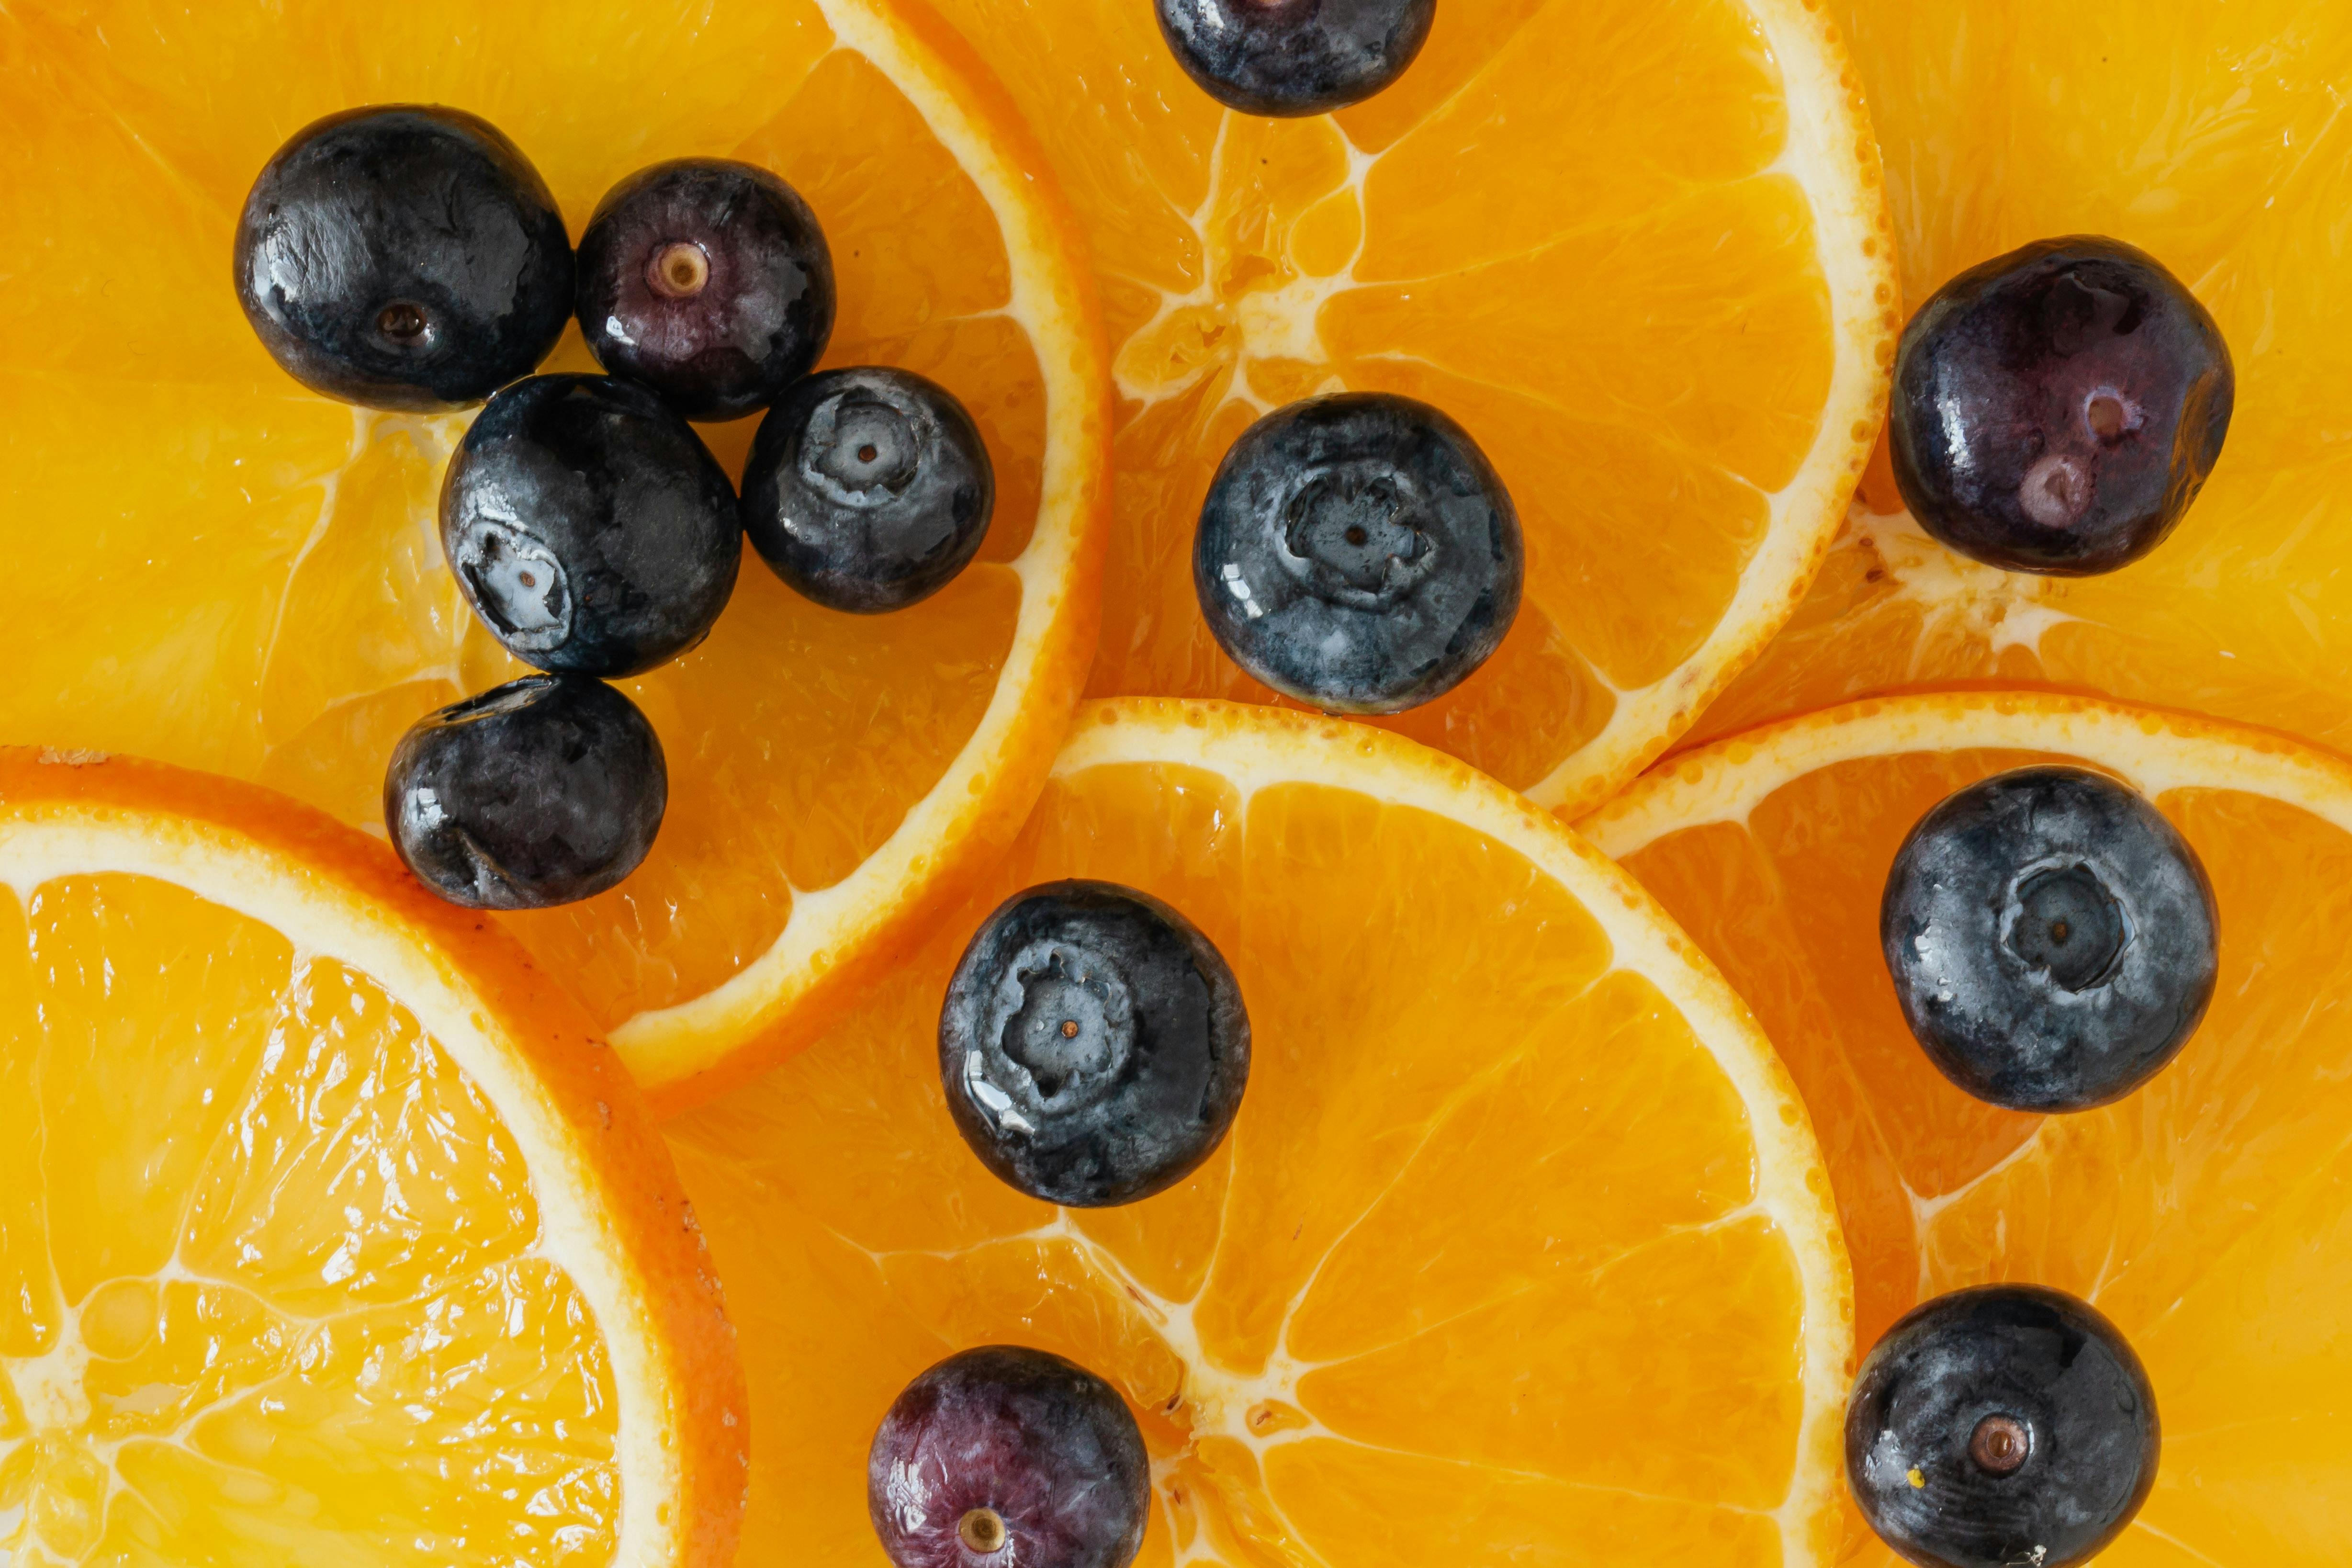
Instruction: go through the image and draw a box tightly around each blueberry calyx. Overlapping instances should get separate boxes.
[1194,391,1520,715]
[1879,765,2218,1113]
[1890,235,2233,575]
[1846,1284,2159,1568]
[940,880,1249,1207]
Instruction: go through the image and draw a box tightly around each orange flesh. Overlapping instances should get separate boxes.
[669,706,1845,1565]
[1691,0,2352,760]
[1606,696,2352,1565]
[0,874,619,1566]
[0,0,1087,1069]
[923,0,1887,808]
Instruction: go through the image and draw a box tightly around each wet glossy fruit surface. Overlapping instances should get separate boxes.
[940,879,1249,1207]
[1880,765,2217,1112]
[867,1345,1150,1568]
[440,373,742,677]
[1154,0,1435,116]
[744,366,995,613]
[384,674,667,910]
[1890,237,2232,576]
[1195,392,1520,715]
[233,104,573,411]
[1847,1284,2158,1568]
[576,157,836,421]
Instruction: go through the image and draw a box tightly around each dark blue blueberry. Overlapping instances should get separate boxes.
[868,1345,1149,1568]
[234,106,573,412]
[743,367,995,614]
[383,674,666,910]
[1880,766,2217,1113]
[939,880,1249,1208]
[1891,236,2233,575]
[1194,392,1519,714]
[1156,0,1434,116]
[575,158,836,422]
[441,374,742,677]
[1847,1284,2159,1568]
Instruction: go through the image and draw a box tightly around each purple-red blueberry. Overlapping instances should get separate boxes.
[575,158,835,421]
[1890,236,2232,575]
[868,1345,1149,1568]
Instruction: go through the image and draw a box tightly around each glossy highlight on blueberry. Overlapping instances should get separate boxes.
[1847,1284,2159,1568]
[576,158,836,421]
[1881,765,2218,1113]
[1195,392,1520,714]
[384,674,667,911]
[940,880,1249,1207]
[1156,0,1435,116]
[1890,236,2233,575]
[234,105,574,411]
[868,1345,1149,1568]
[441,374,742,677]
[743,366,995,614]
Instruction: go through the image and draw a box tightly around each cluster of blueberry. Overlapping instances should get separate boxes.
[234,106,995,910]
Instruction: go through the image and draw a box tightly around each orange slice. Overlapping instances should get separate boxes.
[1590,691,2352,1565]
[0,0,1110,1110]
[1694,2,2352,755]
[0,747,743,1566]
[665,698,1852,1566]
[917,0,1896,814]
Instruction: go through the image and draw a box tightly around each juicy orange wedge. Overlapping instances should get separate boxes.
[1695,1,2352,757]
[0,748,743,1567]
[919,0,1897,815]
[1592,691,2352,1565]
[0,0,1109,1110]
[667,698,1853,1566]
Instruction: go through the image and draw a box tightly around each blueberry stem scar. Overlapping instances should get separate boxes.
[1970,1413,2030,1475]
[648,240,710,299]
[957,1509,1007,1553]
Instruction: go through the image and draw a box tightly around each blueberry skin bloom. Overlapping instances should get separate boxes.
[575,158,836,421]
[1880,766,2217,1113]
[1847,1284,2158,1568]
[384,675,667,911]
[1195,392,1520,715]
[743,367,995,614]
[441,374,742,678]
[868,1345,1149,1568]
[1890,236,2233,575]
[940,881,1249,1207]
[1156,0,1435,116]
[234,105,574,412]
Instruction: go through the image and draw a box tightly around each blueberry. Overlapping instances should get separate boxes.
[440,374,742,677]
[743,367,995,613]
[939,881,1249,1207]
[384,675,666,910]
[1194,392,1519,714]
[1880,766,2218,1113]
[1890,236,2233,575]
[868,1345,1149,1568]
[1847,1284,2158,1568]
[1156,0,1434,116]
[234,106,573,412]
[575,158,836,422]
